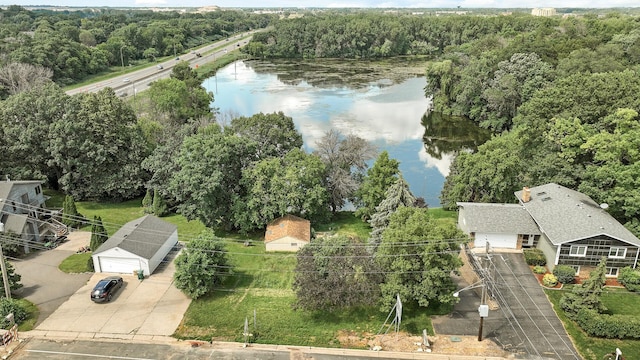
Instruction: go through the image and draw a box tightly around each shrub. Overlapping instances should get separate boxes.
[553,265,576,284]
[523,248,546,266]
[0,298,28,329]
[576,308,640,339]
[533,265,546,274]
[618,267,640,292]
[542,273,558,287]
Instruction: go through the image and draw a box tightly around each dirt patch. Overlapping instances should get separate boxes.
[337,330,509,357]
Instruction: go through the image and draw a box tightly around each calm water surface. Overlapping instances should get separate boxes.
[205,60,488,207]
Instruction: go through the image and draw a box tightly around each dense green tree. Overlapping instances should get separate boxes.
[230,112,303,159]
[578,109,640,223]
[293,235,382,312]
[368,175,415,250]
[440,131,525,210]
[0,297,28,326]
[142,188,153,214]
[234,149,330,232]
[152,189,168,217]
[62,195,83,228]
[170,124,256,228]
[146,77,213,124]
[49,88,149,200]
[173,231,231,299]
[89,216,107,252]
[354,151,400,220]
[376,207,464,309]
[313,130,377,213]
[0,82,67,185]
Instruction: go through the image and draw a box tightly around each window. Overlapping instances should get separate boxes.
[569,265,580,275]
[35,185,41,195]
[291,243,298,247]
[608,247,627,259]
[606,267,619,277]
[569,245,587,257]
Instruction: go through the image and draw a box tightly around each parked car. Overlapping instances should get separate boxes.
[157,64,163,70]
[123,78,130,83]
[90,276,123,303]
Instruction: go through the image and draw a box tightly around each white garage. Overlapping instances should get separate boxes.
[457,202,540,250]
[92,215,178,276]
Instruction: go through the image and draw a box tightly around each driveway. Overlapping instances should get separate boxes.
[32,245,191,339]
[11,231,93,325]
[432,252,580,360]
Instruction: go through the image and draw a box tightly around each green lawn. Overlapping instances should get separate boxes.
[59,253,93,273]
[545,287,640,360]
[16,299,39,331]
[175,240,450,345]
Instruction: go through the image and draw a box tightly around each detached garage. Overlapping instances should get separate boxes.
[92,215,178,276]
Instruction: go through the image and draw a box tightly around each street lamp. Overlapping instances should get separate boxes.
[120,45,126,73]
[453,280,488,341]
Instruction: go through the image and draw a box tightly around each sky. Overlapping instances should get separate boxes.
[1,0,639,9]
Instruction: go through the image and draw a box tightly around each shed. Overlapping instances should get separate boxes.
[265,214,311,252]
[92,215,178,276]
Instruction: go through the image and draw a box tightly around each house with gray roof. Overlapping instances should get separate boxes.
[457,202,541,249]
[515,183,639,277]
[458,183,640,277]
[0,180,65,253]
[92,215,178,276]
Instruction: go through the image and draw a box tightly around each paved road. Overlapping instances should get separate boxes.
[432,252,580,360]
[13,338,507,360]
[10,232,93,326]
[66,31,257,97]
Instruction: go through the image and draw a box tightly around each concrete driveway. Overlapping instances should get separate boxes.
[32,246,191,339]
[11,231,93,325]
[432,252,580,360]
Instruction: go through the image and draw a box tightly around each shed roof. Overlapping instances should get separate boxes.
[265,214,311,243]
[94,215,177,259]
[515,183,640,246]
[457,202,540,235]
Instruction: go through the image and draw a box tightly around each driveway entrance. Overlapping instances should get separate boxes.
[11,231,93,325]
[432,252,580,360]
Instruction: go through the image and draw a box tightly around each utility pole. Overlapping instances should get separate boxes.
[0,222,12,299]
[478,242,490,341]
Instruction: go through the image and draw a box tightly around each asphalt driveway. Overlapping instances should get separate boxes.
[11,231,93,325]
[432,252,580,360]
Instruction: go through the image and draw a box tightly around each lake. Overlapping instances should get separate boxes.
[204,60,489,207]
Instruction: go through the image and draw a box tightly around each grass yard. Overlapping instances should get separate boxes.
[175,209,454,346]
[16,299,39,332]
[59,253,93,273]
[545,287,640,360]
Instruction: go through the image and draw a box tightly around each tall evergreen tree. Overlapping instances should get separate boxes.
[368,175,415,251]
[152,189,168,217]
[142,188,153,214]
[89,216,108,252]
[62,195,82,228]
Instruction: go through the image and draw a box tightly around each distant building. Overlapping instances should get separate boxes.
[531,8,556,17]
[264,214,311,252]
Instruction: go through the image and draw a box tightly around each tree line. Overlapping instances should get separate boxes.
[0,5,274,89]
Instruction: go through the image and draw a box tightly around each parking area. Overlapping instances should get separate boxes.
[432,252,580,360]
[34,251,190,338]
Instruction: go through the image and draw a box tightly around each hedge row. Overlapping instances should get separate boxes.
[523,248,546,266]
[618,267,640,292]
[576,308,640,339]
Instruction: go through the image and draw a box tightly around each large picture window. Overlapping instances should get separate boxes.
[569,245,587,257]
[608,247,627,259]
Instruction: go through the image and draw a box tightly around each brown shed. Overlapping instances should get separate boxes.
[264,214,311,252]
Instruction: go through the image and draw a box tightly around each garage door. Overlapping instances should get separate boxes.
[474,233,517,249]
[98,256,141,274]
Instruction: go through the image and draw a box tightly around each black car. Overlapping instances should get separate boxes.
[90,276,123,303]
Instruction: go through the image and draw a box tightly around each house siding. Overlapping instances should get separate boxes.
[558,236,638,270]
[147,230,178,276]
[536,234,558,271]
[265,236,308,252]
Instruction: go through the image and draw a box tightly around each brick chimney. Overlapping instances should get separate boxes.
[522,187,531,203]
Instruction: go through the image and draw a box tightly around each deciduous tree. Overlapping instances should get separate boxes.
[173,231,231,299]
[293,235,382,311]
[354,151,399,220]
[376,207,464,309]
